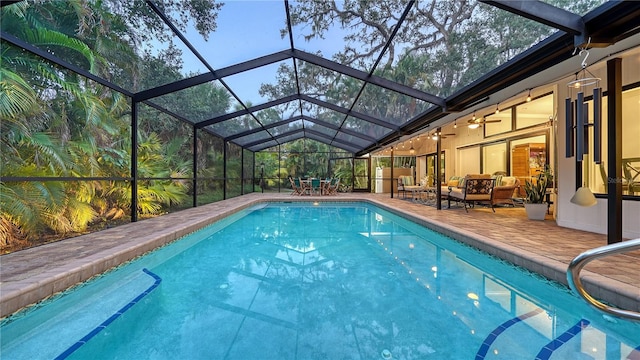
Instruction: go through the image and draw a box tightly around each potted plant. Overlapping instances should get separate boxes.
[523,165,553,220]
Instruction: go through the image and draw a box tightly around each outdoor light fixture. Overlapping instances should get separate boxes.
[409,144,415,154]
[526,89,532,102]
[454,120,457,129]
[565,42,602,163]
[570,186,597,207]
[495,104,500,114]
[468,112,480,129]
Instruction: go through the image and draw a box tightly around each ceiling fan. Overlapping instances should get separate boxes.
[429,131,455,140]
[467,115,501,129]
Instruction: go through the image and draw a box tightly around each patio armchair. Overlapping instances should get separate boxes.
[397,175,415,198]
[491,176,521,206]
[441,176,463,196]
[447,174,495,212]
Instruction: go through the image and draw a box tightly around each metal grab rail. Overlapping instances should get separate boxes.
[567,238,640,321]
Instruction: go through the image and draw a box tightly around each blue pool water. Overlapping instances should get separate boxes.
[1,202,639,359]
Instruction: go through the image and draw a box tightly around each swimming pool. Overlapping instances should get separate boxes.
[1,202,639,359]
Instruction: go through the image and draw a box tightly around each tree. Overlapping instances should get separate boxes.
[0,0,225,249]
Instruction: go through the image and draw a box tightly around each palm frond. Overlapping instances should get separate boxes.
[24,26,97,72]
[0,67,39,119]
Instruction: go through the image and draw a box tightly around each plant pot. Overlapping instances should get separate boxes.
[524,203,548,220]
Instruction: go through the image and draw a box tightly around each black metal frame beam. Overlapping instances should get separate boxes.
[200,92,399,131]
[305,129,360,153]
[1,31,133,97]
[196,94,298,128]
[227,117,300,142]
[134,72,216,102]
[292,50,445,107]
[481,1,584,35]
[245,128,358,153]
[300,95,399,130]
[134,46,444,109]
[227,113,377,146]
[133,51,292,102]
[1,1,24,7]
[248,140,279,152]
[301,116,376,143]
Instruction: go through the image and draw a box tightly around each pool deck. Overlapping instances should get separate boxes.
[1,192,639,319]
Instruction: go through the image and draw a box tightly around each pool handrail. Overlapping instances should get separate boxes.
[567,237,640,321]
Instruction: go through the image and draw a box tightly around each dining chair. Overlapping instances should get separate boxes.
[311,178,321,195]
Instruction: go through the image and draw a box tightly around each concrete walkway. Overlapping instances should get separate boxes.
[1,192,638,318]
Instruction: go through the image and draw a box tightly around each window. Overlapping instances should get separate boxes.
[510,135,548,181]
[458,146,481,175]
[482,142,507,175]
[484,110,512,137]
[516,94,553,129]
[582,86,640,196]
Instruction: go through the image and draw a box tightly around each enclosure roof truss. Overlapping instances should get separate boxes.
[2,0,640,155]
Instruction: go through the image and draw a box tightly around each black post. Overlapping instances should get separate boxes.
[192,126,197,207]
[131,102,138,222]
[436,127,442,210]
[240,149,245,195]
[260,162,265,193]
[606,58,622,244]
[390,147,394,198]
[223,141,227,200]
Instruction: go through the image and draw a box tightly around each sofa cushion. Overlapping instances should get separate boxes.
[500,176,517,187]
[447,177,460,187]
[492,174,503,187]
[448,187,465,199]
[399,175,414,186]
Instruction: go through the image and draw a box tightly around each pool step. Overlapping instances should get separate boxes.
[476,310,639,359]
[1,268,160,360]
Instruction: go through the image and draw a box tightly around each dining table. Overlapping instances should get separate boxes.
[299,178,330,195]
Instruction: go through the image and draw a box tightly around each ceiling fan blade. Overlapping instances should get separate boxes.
[483,119,501,123]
